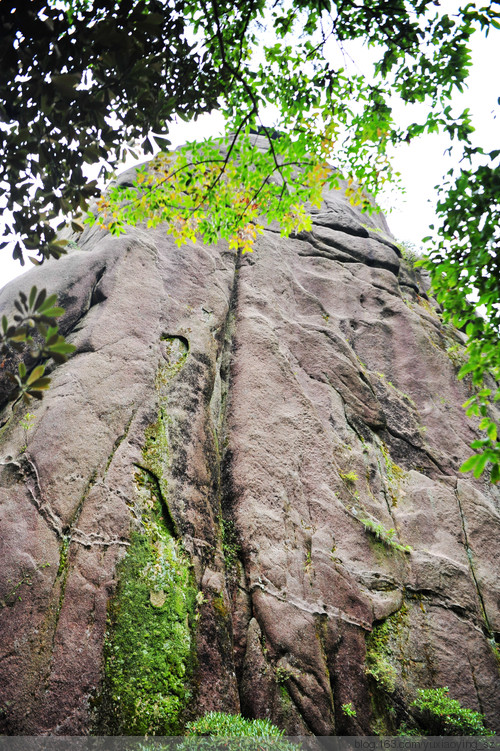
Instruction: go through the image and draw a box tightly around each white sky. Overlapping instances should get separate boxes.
[1,12,498,289]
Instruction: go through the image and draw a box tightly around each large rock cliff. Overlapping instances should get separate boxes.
[1,136,499,735]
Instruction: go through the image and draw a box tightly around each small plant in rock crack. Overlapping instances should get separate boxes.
[19,411,36,452]
[340,470,358,484]
[396,239,423,265]
[360,518,412,553]
[275,665,293,684]
[342,702,357,718]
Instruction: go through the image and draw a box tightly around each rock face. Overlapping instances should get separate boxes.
[1,136,499,735]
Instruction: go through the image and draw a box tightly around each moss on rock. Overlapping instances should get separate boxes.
[365,603,412,733]
[365,617,398,694]
[98,528,196,735]
[95,341,196,735]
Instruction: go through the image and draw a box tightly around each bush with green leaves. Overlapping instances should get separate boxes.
[417,148,500,484]
[0,286,75,407]
[186,712,284,738]
[183,712,295,750]
[412,687,494,736]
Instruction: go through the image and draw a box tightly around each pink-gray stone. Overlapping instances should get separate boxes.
[0,135,499,734]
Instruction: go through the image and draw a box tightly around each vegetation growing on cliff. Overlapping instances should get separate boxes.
[98,529,197,735]
[360,517,412,554]
[365,612,399,694]
[411,686,494,736]
[417,164,500,482]
[184,712,296,750]
[186,711,286,738]
[96,444,198,734]
[97,346,195,735]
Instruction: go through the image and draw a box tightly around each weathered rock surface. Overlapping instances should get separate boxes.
[1,135,499,735]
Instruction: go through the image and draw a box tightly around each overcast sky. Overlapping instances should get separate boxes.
[1,11,498,289]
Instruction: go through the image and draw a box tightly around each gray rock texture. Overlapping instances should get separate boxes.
[1,137,499,735]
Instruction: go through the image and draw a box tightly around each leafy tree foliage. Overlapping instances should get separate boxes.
[1,0,499,481]
[2,0,492,261]
[418,146,500,482]
[0,0,221,263]
[0,286,75,406]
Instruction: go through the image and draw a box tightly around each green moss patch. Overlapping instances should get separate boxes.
[365,604,409,694]
[102,529,196,735]
[97,339,197,735]
[99,473,197,734]
[365,621,397,694]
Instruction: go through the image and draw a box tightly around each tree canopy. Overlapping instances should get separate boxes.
[0,0,499,480]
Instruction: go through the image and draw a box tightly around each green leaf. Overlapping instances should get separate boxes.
[460,455,480,473]
[34,293,48,317]
[457,361,475,379]
[487,423,498,442]
[27,377,51,391]
[473,452,489,478]
[48,342,76,354]
[40,307,65,319]
[37,295,59,313]
[26,365,46,386]
[462,396,477,409]
[28,286,37,309]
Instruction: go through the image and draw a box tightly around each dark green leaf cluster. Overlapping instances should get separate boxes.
[0,0,222,263]
[0,285,75,404]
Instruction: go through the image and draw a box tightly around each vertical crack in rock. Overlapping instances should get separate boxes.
[466,648,485,716]
[454,482,492,636]
[204,255,247,711]
[313,613,337,729]
[103,410,137,474]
